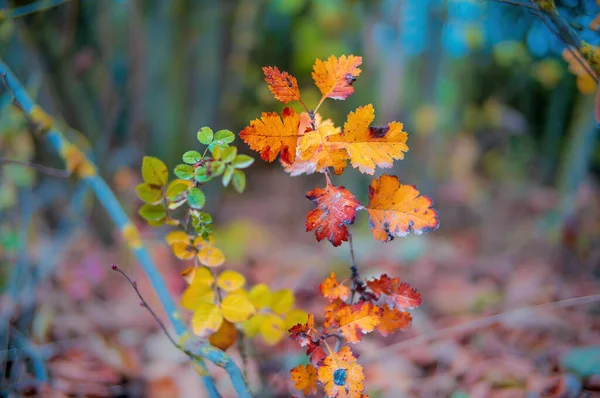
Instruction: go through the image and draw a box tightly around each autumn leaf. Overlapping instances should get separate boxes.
[326,302,382,343]
[221,293,255,322]
[240,107,300,164]
[289,313,317,348]
[328,104,408,175]
[306,178,360,247]
[320,272,351,302]
[209,320,238,351]
[290,364,318,396]
[297,120,348,174]
[259,313,286,345]
[217,270,246,292]
[192,302,223,334]
[317,346,365,398]
[366,274,422,310]
[263,66,301,104]
[323,299,345,330]
[269,288,295,314]
[376,306,412,337]
[312,55,362,100]
[365,174,439,241]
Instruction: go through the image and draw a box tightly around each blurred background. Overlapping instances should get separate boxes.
[1,0,599,397]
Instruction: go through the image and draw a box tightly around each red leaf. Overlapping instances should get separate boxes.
[305,177,360,247]
[366,274,422,310]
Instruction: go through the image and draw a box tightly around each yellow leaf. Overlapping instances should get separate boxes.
[248,283,271,309]
[217,270,246,292]
[269,289,294,315]
[221,294,255,323]
[228,288,249,298]
[191,267,215,286]
[241,313,264,337]
[260,313,286,345]
[197,246,225,267]
[181,283,215,311]
[142,156,168,186]
[284,309,309,329]
[297,119,348,174]
[172,242,195,260]
[208,320,238,351]
[328,104,409,175]
[180,266,196,284]
[192,302,223,334]
[193,235,215,247]
[166,231,190,245]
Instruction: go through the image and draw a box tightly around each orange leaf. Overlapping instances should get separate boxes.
[208,320,238,351]
[312,55,362,100]
[323,299,345,330]
[366,274,422,310]
[317,346,365,398]
[376,306,412,336]
[290,364,318,396]
[262,66,301,104]
[297,120,348,174]
[289,313,317,348]
[327,302,382,343]
[365,174,439,241]
[328,105,408,175]
[306,179,360,247]
[320,272,351,302]
[240,107,300,164]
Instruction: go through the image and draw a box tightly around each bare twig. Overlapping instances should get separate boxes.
[0,158,70,178]
[111,264,179,349]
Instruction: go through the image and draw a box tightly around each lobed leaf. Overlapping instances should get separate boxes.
[317,346,365,398]
[328,104,408,175]
[290,364,318,396]
[263,66,302,104]
[320,272,351,302]
[306,180,360,247]
[365,174,439,241]
[240,107,300,164]
[312,55,362,100]
[366,274,422,310]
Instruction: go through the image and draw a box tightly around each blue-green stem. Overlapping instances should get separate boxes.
[0,58,252,398]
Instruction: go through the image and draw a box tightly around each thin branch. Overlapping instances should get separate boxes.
[348,232,359,304]
[0,58,251,398]
[364,293,600,361]
[0,158,70,178]
[111,265,179,349]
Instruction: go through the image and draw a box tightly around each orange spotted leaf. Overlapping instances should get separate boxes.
[323,299,345,330]
[240,107,300,164]
[366,274,422,310]
[290,364,318,396]
[317,346,365,398]
[312,55,362,100]
[328,105,408,175]
[320,272,351,302]
[328,302,382,343]
[306,179,360,247]
[365,174,439,241]
[376,306,412,336]
[263,66,301,104]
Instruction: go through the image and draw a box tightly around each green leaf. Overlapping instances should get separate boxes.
[187,187,206,209]
[232,170,246,193]
[165,179,192,201]
[198,212,212,224]
[168,198,187,210]
[211,161,226,176]
[142,156,168,186]
[213,129,235,146]
[221,146,237,163]
[136,183,163,204]
[194,166,212,183]
[197,127,214,145]
[174,164,194,180]
[211,146,222,160]
[222,165,234,187]
[231,154,254,169]
[183,150,202,165]
[139,203,167,221]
